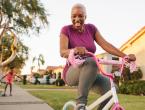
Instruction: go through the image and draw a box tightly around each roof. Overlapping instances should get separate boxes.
[120,26,145,51]
[46,66,64,71]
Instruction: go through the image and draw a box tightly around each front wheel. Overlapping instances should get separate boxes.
[62,101,76,110]
[112,103,125,110]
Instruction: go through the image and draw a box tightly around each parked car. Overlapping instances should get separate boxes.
[29,77,36,84]
[38,75,47,84]
[49,78,56,84]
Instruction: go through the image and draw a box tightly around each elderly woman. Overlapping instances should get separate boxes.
[59,3,136,110]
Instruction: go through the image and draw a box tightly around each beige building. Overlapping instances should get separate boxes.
[46,66,63,73]
[96,26,145,80]
[120,26,145,80]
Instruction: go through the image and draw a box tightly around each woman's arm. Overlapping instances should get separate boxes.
[15,74,22,80]
[60,33,70,58]
[95,31,126,57]
[60,34,87,58]
[95,30,136,61]
[0,74,7,80]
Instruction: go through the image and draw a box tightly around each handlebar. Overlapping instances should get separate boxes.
[68,49,136,79]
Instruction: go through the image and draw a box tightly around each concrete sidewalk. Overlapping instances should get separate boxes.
[0,85,54,110]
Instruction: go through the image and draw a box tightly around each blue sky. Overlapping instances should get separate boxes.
[22,0,145,74]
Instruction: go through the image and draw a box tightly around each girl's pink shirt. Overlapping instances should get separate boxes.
[5,72,14,83]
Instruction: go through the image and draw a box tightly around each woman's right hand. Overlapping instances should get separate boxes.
[74,47,88,55]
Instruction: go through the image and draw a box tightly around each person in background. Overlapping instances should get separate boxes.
[59,3,136,110]
[0,67,21,96]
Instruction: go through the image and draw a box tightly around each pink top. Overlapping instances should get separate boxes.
[5,72,14,84]
[60,24,97,53]
[60,24,98,82]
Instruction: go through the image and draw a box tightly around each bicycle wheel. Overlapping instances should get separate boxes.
[62,101,76,110]
[112,104,125,110]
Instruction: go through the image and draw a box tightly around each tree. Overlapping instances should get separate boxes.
[0,0,48,34]
[32,54,45,70]
[1,33,29,74]
[0,0,49,71]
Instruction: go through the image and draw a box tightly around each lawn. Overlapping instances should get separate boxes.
[18,83,145,110]
[17,83,76,89]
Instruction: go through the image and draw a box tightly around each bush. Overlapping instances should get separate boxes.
[55,79,65,86]
[46,75,50,84]
[33,73,41,85]
[23,75,27,85]
[119,80,145,95]
[114,67,144,95]
[121,67,143,82]
[114,67,143,86]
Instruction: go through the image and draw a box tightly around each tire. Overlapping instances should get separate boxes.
[62,101,76,110]
[112,104,125,110]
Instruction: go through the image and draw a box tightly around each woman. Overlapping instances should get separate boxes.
[59,3,136,110]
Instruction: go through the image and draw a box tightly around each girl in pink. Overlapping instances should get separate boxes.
[1,67,20,96]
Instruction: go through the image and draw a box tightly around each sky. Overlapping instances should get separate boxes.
[21,0,145,75]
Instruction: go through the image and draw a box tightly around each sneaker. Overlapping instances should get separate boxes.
[75,103,86,110]
[1,94,6,96]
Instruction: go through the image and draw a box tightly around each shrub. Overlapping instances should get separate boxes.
[114,67,144,95]
[119,80,145,95]
[33,73,41,84]
[114,67,143,85]
[55,79,65,86]
[46,75,50,84]
[23,75,27,85]
[121,67,143,82]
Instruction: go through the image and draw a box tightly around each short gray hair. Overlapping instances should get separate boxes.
[71,3,87,15]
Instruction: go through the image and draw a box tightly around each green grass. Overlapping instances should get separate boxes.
[118,94,145,110]
[18,83,145,110]
[17,83,76,89]
[29,90,145,110]
[29,90,99,110]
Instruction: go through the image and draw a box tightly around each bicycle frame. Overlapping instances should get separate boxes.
[86,77,123,110]
[63,49,136,110]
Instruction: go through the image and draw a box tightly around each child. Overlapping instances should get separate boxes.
[0,67,21,96]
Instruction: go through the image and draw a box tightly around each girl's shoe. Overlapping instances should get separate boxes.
[1,94,6,96]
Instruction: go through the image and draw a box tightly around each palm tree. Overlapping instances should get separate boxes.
[32,54,45,70]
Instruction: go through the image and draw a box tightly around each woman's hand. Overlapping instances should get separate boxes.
[128,54,136,61]
[74,47,88,55]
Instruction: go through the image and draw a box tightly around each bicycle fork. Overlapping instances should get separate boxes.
[102,79,119,110]
[86,79,119,110]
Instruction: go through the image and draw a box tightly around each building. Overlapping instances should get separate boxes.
[46,66,63,73]
[46,65,64,78]
[96,26,145,79]
[37,69,47,75]
[120,26,145,80]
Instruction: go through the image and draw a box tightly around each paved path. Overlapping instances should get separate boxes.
[0,85,54,110]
